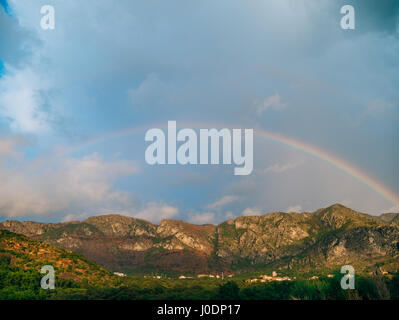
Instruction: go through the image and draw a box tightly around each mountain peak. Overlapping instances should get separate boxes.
[324,203,351,211]
[83,214,156,237]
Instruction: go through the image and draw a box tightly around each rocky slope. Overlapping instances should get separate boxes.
[380,212,399,227]
[1,204,398,274]
[0,229,115,284]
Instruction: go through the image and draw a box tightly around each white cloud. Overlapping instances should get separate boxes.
[206,195,239,210]
[255,93,286,115]
[262,160,304,174]
[62,212,90,222]
[62,202,179,224]
[380,205,399,214]
[132,202,179,223]
[286,205,302,213]
[188,212,215,225]
[225,211,236,220]
[0,67,51,133]
[0,137,138,217]
[242,207,263,216]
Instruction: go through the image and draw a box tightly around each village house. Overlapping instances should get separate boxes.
[113,272,126,277]
[246,273,292,283]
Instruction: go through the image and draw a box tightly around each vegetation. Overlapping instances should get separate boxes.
[1,256,399,300]
[0,206,398,300]
[0,229,115,288]
[0,227,398,300]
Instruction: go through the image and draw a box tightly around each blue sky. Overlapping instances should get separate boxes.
[0,0,398,223]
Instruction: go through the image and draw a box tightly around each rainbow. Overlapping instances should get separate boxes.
[254,130,399,208]
[61,121,399,208]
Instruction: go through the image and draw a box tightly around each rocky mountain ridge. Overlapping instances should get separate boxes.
[1,204,399,274]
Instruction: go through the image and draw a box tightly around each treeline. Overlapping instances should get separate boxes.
[0,254,79,300]
[53,276,399,300]
[1,254,399,300]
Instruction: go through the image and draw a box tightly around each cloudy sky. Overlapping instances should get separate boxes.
[0,0,398,224]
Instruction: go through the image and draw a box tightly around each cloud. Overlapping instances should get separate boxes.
[364,99,395,118]
[206,195,239,210]
[242,207,263,216]
[262,160,304,174]
[225,211,236,220]
[231,149,396,216]
[0,0,397,220]
[128,74,169,111]
[380,205,399,214]
[255,93,286,115]
[286,205,302,213]
[188,212,215,225]
[0,137,138,217]
[62,212,90,222]
[0,134,27,159]
[0,67,51,133]
[0,7,38,67]
[132,202,178,223]
[62,202,179,224]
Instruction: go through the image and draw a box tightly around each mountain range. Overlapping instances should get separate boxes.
[1,204,399,275]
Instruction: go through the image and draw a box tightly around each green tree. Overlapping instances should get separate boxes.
[216,281,240,300]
